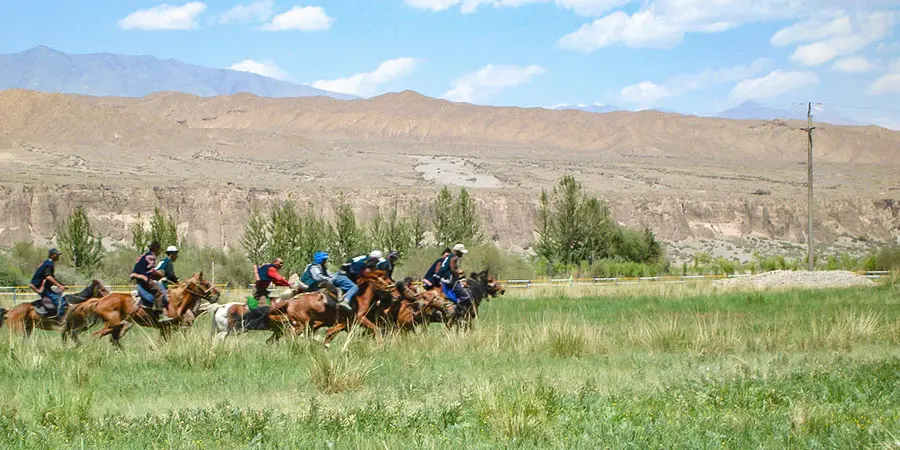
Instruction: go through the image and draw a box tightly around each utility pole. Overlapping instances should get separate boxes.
[801,102,816,272]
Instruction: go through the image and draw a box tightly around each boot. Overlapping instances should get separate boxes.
[337,295,353,312]
[154,296,174,324]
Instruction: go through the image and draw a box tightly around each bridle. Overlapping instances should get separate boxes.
[185,282,218,301]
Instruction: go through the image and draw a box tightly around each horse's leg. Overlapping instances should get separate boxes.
[323,323,347,348]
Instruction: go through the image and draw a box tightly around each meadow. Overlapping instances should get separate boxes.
[1,282,899,449]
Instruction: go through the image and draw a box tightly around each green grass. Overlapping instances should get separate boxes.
[1,285,900,448]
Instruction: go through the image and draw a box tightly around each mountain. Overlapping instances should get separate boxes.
[0,46,354,100]
[2,89,899,166]
[552,103,622,114]
[715,101,858,126]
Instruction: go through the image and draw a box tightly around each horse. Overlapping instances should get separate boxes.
[376,278,426,333]
[313,270,399,347]
[0,280,109,337]
[62,272,219,346]
[210,290,331,343]
[446,270,505,331]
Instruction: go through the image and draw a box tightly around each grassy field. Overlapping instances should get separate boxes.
[1,283,899,449]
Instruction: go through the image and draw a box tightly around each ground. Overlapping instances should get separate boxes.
[1,282,899,448]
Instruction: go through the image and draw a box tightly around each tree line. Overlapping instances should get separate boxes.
[33,178,664,282]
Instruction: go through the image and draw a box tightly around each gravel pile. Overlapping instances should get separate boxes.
[714,270,876,290]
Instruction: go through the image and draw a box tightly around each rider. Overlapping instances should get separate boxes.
[422,247,451,290]
[376,250,401,281]
[29,248,66,318]
[155,245,180,291]
[301,251,333,292]
[252,257,291,308]
[131,241,172,322]
[438,244,471,306]
[331,250,381,311]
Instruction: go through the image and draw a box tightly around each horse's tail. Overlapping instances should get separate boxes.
[0,308,6,328]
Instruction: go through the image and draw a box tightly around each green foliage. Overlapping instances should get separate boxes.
[131,208,180,251]
[55,206,104,275]
[240,208,268,265]
[874,245,900,271]
[368,206,418,256]
[432,187,484,247]
[331,195,365,263]
[535,176,663,275]
[266,201,305,274]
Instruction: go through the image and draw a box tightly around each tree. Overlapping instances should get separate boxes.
[299,205,332,265]
[432,187,455,245]
[241,208,268,265]
[57,206,104,274]
[131,208,180,251]
[131,213,149,251]
[534,175,661,273]
[452,187,483,246]
[331,195,365,263]
[266,201,304,274]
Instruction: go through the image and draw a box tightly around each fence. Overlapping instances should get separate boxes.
[0,271,891,306]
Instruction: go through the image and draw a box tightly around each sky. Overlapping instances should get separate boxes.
[1,0,900,126]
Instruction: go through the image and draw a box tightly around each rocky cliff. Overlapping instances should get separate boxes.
[1,183,896,254]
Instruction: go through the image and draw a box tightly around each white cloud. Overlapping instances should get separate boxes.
[620,81,671,104]
[118,2,207,30]
[228,59,288,80]
[263,6,333,31]
[833,56,874,73]
[312,58,420,96]
[870,64,900,94]
[774,11,897,66]
[558,0,805,52]
[618,58,772,105]
[220,1,274,24]
[730,70,820,101]
[405,0,462,11]
[406,0,632,16]
[443,64,546,103]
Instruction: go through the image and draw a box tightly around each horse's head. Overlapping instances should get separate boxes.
[91,279,111,298]
[486,273,505,297]
[395,277,419,301]
[186,272,220,304]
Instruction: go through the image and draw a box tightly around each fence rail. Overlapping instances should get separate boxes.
[0,271,890,305]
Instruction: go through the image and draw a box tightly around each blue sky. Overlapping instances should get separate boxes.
[2,0,900,126]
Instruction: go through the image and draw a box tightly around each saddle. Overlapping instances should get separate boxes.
[31,296,62,319]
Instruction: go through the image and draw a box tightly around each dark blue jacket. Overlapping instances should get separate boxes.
[30,259,55,294]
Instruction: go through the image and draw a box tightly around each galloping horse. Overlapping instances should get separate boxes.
[210,290,331,343]
[313,270,399,347]
[63,272,219,346]
[446,270,505,331]
[0,280,109,337]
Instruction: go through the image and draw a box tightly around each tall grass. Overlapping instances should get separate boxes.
[0,285,897,448]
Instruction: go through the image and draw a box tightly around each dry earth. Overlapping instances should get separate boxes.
[1,89,899,261]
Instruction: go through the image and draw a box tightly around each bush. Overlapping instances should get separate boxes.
[874,246,900,271]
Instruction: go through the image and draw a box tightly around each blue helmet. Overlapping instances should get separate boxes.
[313,251,329,264]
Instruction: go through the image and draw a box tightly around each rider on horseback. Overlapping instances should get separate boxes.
[252,257,291,308]
[331,251,381,312]
[29,248,66,318]
[155,246,180,288]
[422,247,451,290]
[438,244,472,309]
[376,251,401,281]
[131,242,173,322]
[301,251,333,292]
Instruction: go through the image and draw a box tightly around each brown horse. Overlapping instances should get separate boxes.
[211,291,331,343]
[313,271,398,347]
[0,280,109,337]
[63,272,219,346]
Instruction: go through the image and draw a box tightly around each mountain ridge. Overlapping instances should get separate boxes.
[0,46,354,100]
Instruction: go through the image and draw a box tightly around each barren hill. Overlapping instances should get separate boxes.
[1,88,898,258]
